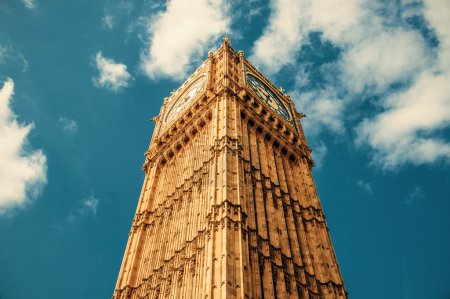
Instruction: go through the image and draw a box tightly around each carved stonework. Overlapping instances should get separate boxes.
[113,39,346,299]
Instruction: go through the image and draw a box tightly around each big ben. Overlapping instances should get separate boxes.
[113,37,346,299]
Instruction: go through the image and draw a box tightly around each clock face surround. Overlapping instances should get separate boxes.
[164,76,207,125]
[246,73,291,121]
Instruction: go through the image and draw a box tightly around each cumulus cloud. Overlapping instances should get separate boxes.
[59,117,78,135]
[253,0,450,168]
[341,28,429,94]
[0,79,47,214]
[93,52,132,91]
[303,0,363,42]
[355,0,450,168]
[250,0,303,74]
[294,88,344,137]
[356,70,450,168]
[141,0,230,80]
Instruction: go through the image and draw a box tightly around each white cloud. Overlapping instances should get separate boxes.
[255,0,450,168]
[22,0,35,9]
[141,0,230,80]
[0,79,47,214]
[59,117,78,135]
[251,0,367,143]
[356,70,450,168]
[355,0,450,168]
[425,0,450,68]
[102,15,114,29]
[66,194,100,223]
[304,0,363,42]
[341,28,429,94]
[356,180,373,194]
[291,0,431,96]
[294,88,345,138]
[311,141,327,169]
[93,52,132,91]
[250,0,364,74]
[249,0,303,74]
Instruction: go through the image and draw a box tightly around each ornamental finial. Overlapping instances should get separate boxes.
[223,35,230,46]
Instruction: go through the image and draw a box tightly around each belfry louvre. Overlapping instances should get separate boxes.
[113,38,346,299]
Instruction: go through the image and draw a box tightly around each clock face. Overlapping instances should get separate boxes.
[246,74,291,121]
[164,76,206,124]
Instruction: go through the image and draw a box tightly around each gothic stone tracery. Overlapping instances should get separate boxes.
[113,38,346,299]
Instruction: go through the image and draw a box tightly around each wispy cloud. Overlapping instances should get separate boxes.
[66,194,100,223]
[22,0,35,9]
[93,52,132,91]
[0,78,47,215]
[102,15,114,30]
[0,46,29,72]
[0,46,8,63]
[18,53,29,73]
[252,0,450,169]
[357,180,373,194]
[59,117,78,135]
[82,195,99,215]
[406,186,425,205]
[311,141,327,169]
[101,1,135,32]
[141,0,230,80]
[248,6,263,21]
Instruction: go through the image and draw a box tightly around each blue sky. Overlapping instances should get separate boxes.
[1,0,449,298]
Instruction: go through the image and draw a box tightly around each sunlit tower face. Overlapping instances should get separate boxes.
[113,38,346,299]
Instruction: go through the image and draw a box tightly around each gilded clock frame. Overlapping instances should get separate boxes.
[244,71,296,131]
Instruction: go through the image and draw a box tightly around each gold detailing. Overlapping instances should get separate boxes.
[113,39,346,299]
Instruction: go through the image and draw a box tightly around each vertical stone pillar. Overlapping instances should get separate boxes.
[112,38,346,299]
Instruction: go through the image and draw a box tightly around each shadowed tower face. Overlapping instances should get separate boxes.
[113,38,346,299]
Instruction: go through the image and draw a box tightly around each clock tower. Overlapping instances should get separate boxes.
[112,37,346,299]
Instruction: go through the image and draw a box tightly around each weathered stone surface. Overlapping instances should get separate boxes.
[113,39,346,299]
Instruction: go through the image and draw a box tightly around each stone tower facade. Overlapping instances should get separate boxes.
[113,38,346,299]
